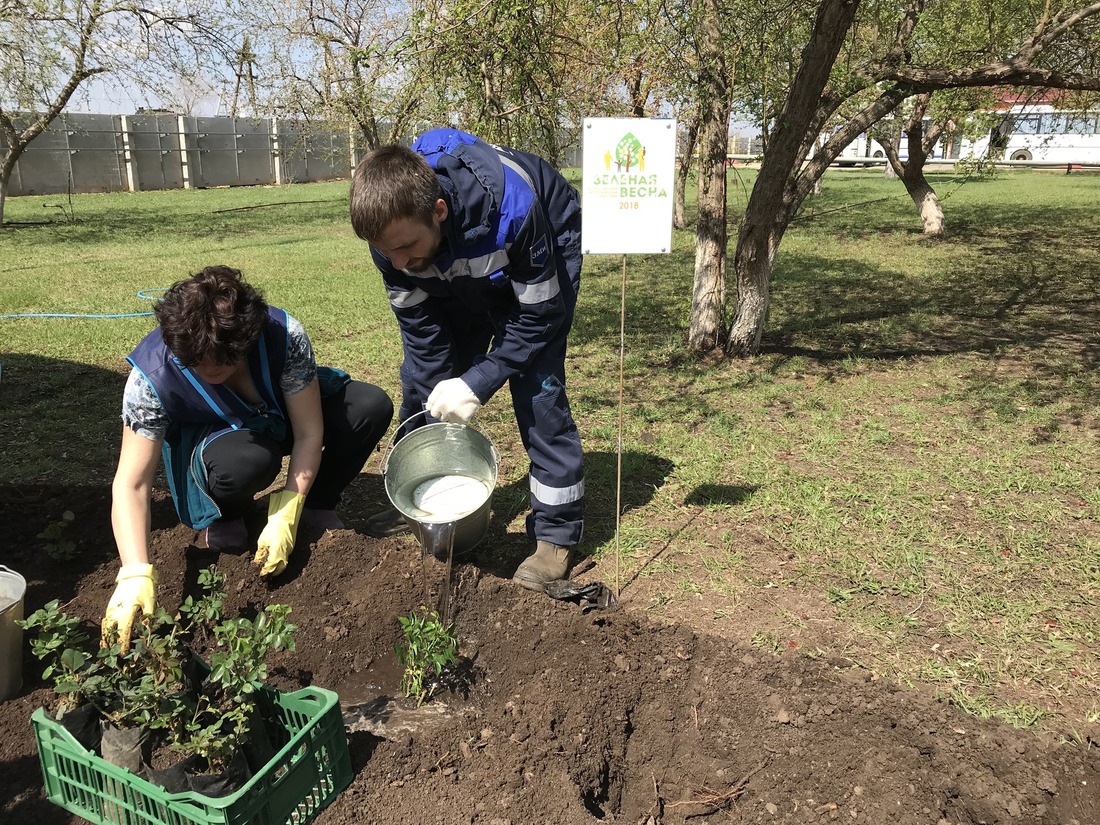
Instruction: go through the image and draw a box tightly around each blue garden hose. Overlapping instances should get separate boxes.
[0,288,166,319]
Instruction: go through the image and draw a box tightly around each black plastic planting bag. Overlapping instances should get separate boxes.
[186,750,252,797]
[144,750,252,798]
[143,753,196,794]
[100,723,148,773]
[241,706,276,773]
[56,704,102,752]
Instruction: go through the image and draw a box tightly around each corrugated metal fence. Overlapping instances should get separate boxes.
[2,113,358,196]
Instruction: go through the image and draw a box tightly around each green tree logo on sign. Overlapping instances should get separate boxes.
[615,133,645,173]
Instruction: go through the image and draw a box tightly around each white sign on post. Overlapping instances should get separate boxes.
[581,117,676,255]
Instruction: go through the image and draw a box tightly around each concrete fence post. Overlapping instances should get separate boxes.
[272,117,282,185]
[119,116,137,192]
[177,115,193,190]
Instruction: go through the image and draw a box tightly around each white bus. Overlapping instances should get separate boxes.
[835,127,962,166]
[973,105,1100,163]
[835,104,1100,166]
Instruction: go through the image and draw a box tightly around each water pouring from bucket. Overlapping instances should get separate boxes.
[383,413,499,561]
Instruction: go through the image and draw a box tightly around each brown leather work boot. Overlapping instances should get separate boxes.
[512,541,572,593]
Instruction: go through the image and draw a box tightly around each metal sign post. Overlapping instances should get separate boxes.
[581,117,676,598]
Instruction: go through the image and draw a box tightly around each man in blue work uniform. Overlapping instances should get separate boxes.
[350,127,583,592]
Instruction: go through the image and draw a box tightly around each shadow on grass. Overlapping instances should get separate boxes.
[684,484,758,507]
[0,354,125,485]
[570,248,696,348]
[1,191,349,248]
[769,204,1100,376]
[573,196,1100,438]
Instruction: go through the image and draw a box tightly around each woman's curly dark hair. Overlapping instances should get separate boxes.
[154,266,268,366]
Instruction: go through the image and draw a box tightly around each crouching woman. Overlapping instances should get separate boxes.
[102,265,393,646]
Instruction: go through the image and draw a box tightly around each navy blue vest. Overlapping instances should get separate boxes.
[128,306,290,434]
[127,306,290,529]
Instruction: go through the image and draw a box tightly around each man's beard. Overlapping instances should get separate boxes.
[404,238,442,273]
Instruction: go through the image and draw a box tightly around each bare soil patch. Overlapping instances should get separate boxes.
[2,483,1098,824]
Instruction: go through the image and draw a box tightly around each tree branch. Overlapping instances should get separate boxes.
[796,83,911,205]
[883,64,1100,92]
[886,0,926,66]
[1023,1,1100,59]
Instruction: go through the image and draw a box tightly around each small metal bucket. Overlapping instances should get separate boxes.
[383,415,499,555]
[0,565,27,701]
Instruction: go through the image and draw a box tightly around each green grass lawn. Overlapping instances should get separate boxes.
[2,166,1098,736]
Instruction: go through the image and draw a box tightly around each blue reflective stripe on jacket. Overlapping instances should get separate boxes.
[373,128,581,405]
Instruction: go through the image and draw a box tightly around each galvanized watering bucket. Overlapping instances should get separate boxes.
[0,565,27,701]
[383,415,499,556]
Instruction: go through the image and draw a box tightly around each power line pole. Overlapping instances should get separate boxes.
[230,36,258,118]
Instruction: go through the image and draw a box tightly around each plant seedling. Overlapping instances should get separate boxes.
[173,602,297,772]
[177,566,228,644]
[394,607,459,707]
[21,565,298,776]
[37,511,77,562]
[19,599,92,713]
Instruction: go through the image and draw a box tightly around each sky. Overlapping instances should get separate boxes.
[63,75,227,118]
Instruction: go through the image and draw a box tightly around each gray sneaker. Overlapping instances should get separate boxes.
[204,517,248,551]
[363,506,410,538]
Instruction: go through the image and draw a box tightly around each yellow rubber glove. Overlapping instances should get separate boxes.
[253,490,306,577]
[101,563,157,652]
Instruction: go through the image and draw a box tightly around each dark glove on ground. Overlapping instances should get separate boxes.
[543,579,618,611]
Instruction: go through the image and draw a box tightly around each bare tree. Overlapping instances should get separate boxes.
[242,0,423,150]
[0,0,233,225]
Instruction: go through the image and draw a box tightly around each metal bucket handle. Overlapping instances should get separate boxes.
[380,411,499,476]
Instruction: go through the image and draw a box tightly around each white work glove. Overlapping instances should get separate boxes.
[426,378,481,424]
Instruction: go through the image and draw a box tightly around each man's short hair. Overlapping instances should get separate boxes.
[349,145,445,242]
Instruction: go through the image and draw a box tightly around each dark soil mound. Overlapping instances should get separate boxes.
[2,484,1097,824]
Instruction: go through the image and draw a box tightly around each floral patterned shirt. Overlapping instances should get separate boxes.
[122,314,316,442]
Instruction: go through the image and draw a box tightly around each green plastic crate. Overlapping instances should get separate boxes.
[31,684,352,825]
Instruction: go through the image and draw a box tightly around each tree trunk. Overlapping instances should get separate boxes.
[689,109,729,352]
[674,121,698,230]
[673,162,688,229]
[727,221,780,354]
[0,152,16,227]
[902,169,944,234]
[687,0,730,353]
[877,137,945,234]
[884,128,900,179]
[725,0,862,356]
[876,95,946,235]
